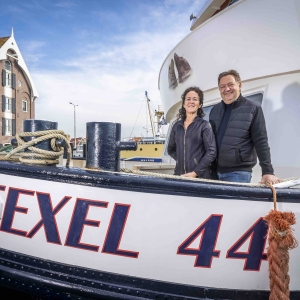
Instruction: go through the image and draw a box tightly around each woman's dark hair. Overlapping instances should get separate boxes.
[178,86,205,120]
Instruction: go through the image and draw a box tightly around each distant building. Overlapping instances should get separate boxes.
[70,137,86,146]
[0,29,38,144]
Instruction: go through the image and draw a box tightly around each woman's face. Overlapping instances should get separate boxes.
[184,91,201,114]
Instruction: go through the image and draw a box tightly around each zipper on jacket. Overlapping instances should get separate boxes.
[184,129,186,173]
[181,119,196,174]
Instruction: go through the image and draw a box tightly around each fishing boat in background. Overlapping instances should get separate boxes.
[0,0,300,299]
[120,91,168,166]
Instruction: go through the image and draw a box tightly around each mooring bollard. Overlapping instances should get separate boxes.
[7,119,70,166]
[86,122,137,172]
[23,120,58,152]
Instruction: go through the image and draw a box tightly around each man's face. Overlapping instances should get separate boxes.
[219,75,241,104]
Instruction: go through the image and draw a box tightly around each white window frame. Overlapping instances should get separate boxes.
[22,100,28,112]
[5,97,12,112]
[5,119,12,136]
[5,60,12,87]
[5,72,11,87]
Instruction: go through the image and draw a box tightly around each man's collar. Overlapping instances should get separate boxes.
[221,94,245,109]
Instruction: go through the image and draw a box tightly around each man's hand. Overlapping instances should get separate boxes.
[181,171,197,178]
[260,174,282,185]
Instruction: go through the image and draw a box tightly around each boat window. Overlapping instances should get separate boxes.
[245,93,263,106]
[202,93,263,122]
[203,105,214,121]
[163,119,177,157]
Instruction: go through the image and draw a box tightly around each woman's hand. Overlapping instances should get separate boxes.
[181,171,197,178]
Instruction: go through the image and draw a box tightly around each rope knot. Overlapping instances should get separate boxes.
[5,130,71,167]
[264,183,298,300]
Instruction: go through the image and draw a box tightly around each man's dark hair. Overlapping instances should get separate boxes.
[178,86,205,120]
[218,69,241,85]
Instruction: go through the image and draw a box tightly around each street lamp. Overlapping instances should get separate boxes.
[69,102,78,148]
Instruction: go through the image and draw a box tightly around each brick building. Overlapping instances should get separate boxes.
[0,29,38,145]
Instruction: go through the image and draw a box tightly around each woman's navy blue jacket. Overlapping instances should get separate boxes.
[167,116,217,178]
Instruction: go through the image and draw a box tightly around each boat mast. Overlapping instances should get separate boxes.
[155,106,164,136]
[145,91,155,137]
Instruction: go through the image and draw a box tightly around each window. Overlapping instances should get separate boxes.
[2,60,16,89]
[2,96,15,113]
[202,93,263,122]
[5,60,11,87]
[5,119,12,135]
[5,71,11,87]
[22,100,28,112]
[2,118,15,136]
[18,80,22,87]
[5,60,11,71]
[5,97,11,112]
[163,118,177,157]
[203,105,214,122]
[245,93,263,106]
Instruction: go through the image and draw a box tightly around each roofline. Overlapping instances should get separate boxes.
[0,34,39,98]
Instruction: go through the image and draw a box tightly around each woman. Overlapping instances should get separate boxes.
[167,86,217,178]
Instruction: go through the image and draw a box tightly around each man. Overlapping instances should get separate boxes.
[209,69,279,184]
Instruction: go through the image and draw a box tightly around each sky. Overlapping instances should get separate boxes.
[0,0,206,139]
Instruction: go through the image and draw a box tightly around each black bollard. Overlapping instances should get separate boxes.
[86,122,137,172]
[23,120,58,152]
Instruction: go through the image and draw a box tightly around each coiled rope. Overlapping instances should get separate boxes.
[264,182,298,300]
[4,130,71,167]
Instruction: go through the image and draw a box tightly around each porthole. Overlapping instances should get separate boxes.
[155,148,158,151]
[140,148,143,151]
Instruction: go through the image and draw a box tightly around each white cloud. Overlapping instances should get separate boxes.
[33,65,162,139]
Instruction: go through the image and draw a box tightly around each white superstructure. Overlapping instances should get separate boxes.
[159,0,300,182]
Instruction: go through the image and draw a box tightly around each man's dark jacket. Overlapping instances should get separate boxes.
[167,116,217,178]
[209,94,274,175]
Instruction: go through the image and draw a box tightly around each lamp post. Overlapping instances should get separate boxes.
[69,102,78,148]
